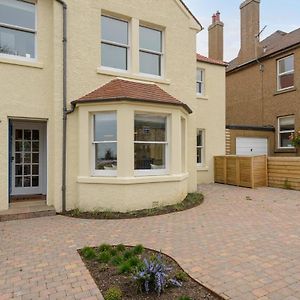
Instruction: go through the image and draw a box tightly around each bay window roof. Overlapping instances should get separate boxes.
[73,79,192,114]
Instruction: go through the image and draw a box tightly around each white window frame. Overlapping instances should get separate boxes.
[278,116,295,149]
[92,112,118,177]
[0,0,37,61]
[139,25,164,78]
[100,15,130,72]
[197,129,205,167]
[196,69,205,96]
[277,55,294,91]
[134,112,169,177]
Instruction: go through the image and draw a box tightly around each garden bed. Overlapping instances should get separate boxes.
[64,193,203,220]
[79,244,223,300]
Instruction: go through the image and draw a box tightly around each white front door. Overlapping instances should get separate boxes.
[11,122,47,196]
[236,137,268,156]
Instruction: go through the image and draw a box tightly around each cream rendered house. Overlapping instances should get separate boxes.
[0,0,225,213]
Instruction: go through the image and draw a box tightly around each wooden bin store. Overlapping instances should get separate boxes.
[214,155,268,188]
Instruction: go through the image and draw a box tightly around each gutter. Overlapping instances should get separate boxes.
[56,0,68,212]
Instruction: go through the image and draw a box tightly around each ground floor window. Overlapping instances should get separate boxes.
[197,129,205,166]
[278,116,295,148]
[134,113,168,175]
[93,111,117,175]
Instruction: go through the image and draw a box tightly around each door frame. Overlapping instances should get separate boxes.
[9,120,47,198]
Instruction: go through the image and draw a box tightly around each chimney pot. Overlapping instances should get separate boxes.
[216,11,221,22]
[212,14,217,24]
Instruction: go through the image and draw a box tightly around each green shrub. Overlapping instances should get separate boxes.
[110,248,118,257]
[132,244,144,255]
[81,247,96,260]
[128,256,141,268]
[123,249,134,260]
[178,297,192,300]
[111,255,124,266]
[175,271,189,282]
[116,244,126,252]
[118,261,132,274]
[104,286,122,300]
[99,244,112,252]
[97,251,112,263]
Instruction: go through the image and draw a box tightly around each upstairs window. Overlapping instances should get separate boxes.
[278,116,295,148]
[0,0,36,59]
[134,113,168,175]
[101,16,129,71]
[196,69,205,95]
[277,55,294,91]
[139,26,163,76]
[93,112,118,176]
[197,129,205,166]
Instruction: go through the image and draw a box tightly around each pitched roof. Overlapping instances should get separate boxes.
[196,53,227,66]
[72,79,192,114]
[179,0,203,30]
[227,28,300,72]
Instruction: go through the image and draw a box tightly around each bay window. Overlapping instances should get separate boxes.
[0,0,36,59]
[134,113,168,175]
[277,55,294,91]
[197,129,205,166]
[278,116,295,148]
[101,15,129,70]
[93,112,117,175]
[139,26,163,76]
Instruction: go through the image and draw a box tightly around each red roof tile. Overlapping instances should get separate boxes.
[72,79,192,113]
[196,54,227,66]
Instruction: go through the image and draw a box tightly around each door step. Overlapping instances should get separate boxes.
[0,201,56,222]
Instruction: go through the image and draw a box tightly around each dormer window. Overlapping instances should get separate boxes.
[0,0,36,59]
[277,55,294,91]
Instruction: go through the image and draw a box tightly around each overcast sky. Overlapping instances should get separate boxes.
[183,0,300,62]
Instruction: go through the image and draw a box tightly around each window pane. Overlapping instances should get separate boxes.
[140,51,161,76]
[101,43,127,70]
[101,16,128,45]
[196,82,202,94]
[197,148,202,164]
[95,143,117,170]
[197,130,203,147]
[0,0,35,30]
[280,116,294,131]
[280,133,293,148]
[0,26,35,58]
[279,56,294,74]
[140,26,162,52]
[197,69,203,82]
[135,114,166,142]
[94,112,117,142]
[135,143,165,170]
[279,73,294,90]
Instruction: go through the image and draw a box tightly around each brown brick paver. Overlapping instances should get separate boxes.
[0,184,300,299]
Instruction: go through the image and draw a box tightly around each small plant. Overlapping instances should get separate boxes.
[128,256,142,268]
[110,248,118,257]
[81,247,96,260]
[123,249,134,260]
[118,261,133,274]
[289,131,300,148]
[99,244,112,252]
[132,244,144,255]
[97,251,112,264]
[178,297,193,300]
[71,208,81,217]
[175,271,189,282]
[284,179,292,190]
[111,255,124,266]
[104,286,122,300]
[116,244,126,252]
[133,254,182,296]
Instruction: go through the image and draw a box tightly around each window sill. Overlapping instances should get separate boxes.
[197,165,209,172]
[77,173,189,185]
[274,148,296,153]
[274,87,296,96]
[196,94,208,100]
[97,67,171,85]
[0,56,43,69]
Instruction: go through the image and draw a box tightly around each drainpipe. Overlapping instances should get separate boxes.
[56,0,68,212]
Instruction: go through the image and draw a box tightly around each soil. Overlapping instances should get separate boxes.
[63,193,204,220]
[79,247,223,300]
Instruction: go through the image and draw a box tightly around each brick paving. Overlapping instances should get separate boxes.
[0,184,300,300]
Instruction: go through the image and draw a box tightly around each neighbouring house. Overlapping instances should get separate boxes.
[226,0,300,157]
[0,0,226,213]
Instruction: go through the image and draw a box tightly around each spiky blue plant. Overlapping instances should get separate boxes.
[133,254,182,296]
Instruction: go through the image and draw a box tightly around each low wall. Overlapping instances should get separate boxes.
[268,157,300,190]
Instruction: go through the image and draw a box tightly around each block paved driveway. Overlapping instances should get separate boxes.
[0,184,300,300]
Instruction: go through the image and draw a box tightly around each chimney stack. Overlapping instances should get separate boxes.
[238,0,260,63]
[208,11,224,61]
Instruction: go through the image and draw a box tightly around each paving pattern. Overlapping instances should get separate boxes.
[0,184,300,300]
